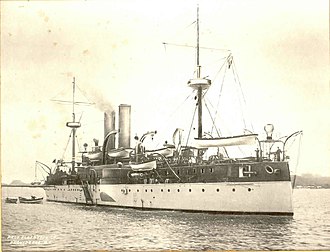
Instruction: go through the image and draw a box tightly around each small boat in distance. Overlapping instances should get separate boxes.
[19,196,43,204]
[5,197,18,204]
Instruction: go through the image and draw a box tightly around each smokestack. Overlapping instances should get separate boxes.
[118,104,131,148]
[104,111,116,149]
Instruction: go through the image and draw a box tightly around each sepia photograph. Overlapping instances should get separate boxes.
[1,0,329,251]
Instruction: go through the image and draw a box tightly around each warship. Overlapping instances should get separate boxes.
[41,7,302,215]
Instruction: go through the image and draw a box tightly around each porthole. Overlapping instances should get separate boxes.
[168,189,170,192]
[202,189,205,192]
[216,188,220,192]
[232,188,236,192]
[145,189,147,192]
[161,189,163,192]
[151,189,153,192]
[189,189,192,192]
[177,189,180,192]
[248,188,252,192]
[137,189,139,192]
[265,165,274,174]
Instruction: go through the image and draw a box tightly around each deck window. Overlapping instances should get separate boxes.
[201,168,205,174]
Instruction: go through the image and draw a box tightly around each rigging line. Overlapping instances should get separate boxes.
[203,56,228,70]
[192,56,228,78]
[286,135,298,151]
[204,100,221,137]
[210,62,228,134]
[162,20,196,54]
[152,91,195,149]
[231,59,253,131]
[208,90,246,157]
[203,55,229,97]
[167,90,195,119]
[51,99,95,105]
[292,133,303,189]
[76,135,81,156]
[232,67,247,130]
[50,86,68,101]
[205,95,245,157]
[162,18,198,54]
[204,97,229,135]
[162,42,231,52]
[232,60,246,104]
[62,130,72,160]
[185,106,197,147]
[204,99,229,158]
[75,84,96,104]
[156,90,195,135]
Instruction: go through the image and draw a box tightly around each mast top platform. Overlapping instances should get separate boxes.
[188,78,211,90]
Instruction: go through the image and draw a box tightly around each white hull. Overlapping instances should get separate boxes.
[44,181,293,215]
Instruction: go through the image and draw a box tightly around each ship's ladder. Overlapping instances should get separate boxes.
[82,181,93,205]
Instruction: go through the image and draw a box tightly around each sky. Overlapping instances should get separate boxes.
[1,0,329,183]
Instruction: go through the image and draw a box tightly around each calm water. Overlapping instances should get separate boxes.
[2,188,330,251]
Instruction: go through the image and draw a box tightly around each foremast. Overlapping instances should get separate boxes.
[188,5,211,139]
[66,77,81,173]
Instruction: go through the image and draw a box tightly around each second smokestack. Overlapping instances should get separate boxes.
[118,104,131,148]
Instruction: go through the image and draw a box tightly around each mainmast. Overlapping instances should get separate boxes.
[188,5,211,139]
[66,77,81,173]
